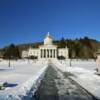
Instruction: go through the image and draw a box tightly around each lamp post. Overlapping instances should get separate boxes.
[8,56,13,68]
[70,58,71,67]
[8,58,10,67]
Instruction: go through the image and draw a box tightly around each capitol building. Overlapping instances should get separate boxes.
[22,33,69,60]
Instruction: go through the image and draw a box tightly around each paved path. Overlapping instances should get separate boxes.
[32,64,98,100]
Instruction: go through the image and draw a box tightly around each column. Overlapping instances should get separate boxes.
[55,49,57,58]
[53,49,54,58]
[45,49,46,58]
[52,49,53,58]
[49,49,51,58]
[54,49,55,58]
[51,49,52,58]
[47,49,48,58]
[42,49,43,58]
[43,49,45,58]
[40,49,42,58]
[48,49,49,58]
[46,49,47,58]
[44,49,45,58]
[52,49,54,58]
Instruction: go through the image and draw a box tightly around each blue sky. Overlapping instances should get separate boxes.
[0,0,100,48]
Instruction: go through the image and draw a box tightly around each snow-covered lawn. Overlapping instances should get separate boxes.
[54,59,100,99]
[0,59,100,99]
[0,59,48,100]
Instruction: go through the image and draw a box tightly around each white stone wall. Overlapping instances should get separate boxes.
[58,48,69,59]
[28,48,39,57]
[22,51,28,58]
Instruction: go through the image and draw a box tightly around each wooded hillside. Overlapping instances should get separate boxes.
[0,36,100,59]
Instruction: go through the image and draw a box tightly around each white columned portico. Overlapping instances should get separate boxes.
[40,48,58,59]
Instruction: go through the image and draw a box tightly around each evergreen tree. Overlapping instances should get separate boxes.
[58,37,66,48]
[3,44,20,59]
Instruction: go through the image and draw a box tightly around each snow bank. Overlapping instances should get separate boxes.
[0,60,48,100]
[17,65,48,100]
[54,59,100,99]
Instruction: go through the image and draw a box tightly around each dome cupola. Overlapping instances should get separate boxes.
[44,32,53,45]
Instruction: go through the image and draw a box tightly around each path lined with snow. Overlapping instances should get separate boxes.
[33,64,96,100]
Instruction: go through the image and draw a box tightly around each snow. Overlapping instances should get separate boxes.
[0,59,100,99]
[54,59,100,99]
[0,59,48,100]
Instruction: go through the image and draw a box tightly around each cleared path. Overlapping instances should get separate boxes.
[32,64,98,100]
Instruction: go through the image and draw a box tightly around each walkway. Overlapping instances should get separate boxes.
[32,64,98,100]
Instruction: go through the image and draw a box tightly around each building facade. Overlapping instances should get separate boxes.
[22,33,69,59]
